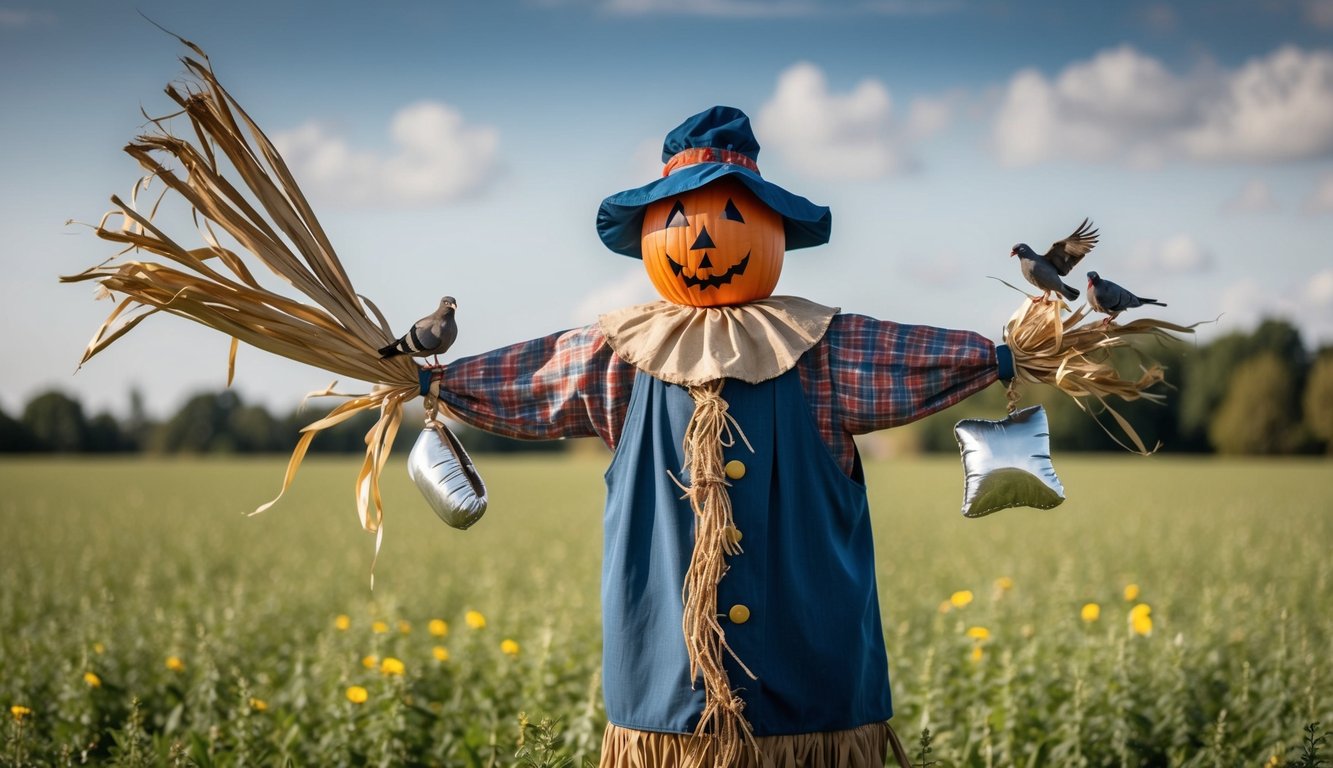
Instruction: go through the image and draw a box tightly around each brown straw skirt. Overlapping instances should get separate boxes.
[599,721,912,768]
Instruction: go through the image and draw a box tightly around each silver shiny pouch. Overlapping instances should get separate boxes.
[954,405,1065,518]
[407,421,488,529]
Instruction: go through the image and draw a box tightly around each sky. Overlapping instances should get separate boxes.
[3,0,1332,419]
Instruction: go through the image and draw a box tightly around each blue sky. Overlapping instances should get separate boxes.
[3,0,1332,418]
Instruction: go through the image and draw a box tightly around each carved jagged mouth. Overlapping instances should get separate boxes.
[665,252,750,290]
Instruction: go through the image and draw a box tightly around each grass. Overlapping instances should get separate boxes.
[1,453,1330,766]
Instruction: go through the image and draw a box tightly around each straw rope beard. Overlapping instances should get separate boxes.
[673,380,758,765]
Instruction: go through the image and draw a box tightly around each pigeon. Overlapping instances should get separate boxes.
[1010,219,1100,301]
[1086,272,1166,322]
[379,296,458,363]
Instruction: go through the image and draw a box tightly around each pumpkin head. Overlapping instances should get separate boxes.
[640,177,785,307]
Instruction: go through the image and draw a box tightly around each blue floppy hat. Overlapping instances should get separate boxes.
[597,106,832,259]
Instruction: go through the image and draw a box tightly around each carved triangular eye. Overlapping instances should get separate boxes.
[666,201,688,228]
[722,199,745,223]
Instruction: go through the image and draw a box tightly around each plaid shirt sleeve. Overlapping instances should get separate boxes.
[433,325,634,448]
[798,313,999,471]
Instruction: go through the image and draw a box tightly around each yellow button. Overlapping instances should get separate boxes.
[724,460,746,480]
[728,604,751,624]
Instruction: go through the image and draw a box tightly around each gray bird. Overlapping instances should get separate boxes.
[1010,219,1100,301]
[379,296,458,363]
[1086,272,1166,322]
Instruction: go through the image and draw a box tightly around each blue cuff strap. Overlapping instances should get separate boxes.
[996,344,1015,381]
[419,368,433,397]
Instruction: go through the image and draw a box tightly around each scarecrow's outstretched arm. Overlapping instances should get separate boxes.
[813,314,1006,436]
[431,325,634,447]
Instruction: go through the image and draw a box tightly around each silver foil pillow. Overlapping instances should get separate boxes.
[407,422,488,529]
[954,405,1065,518]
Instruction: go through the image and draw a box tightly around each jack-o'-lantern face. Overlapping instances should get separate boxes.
[640,177,785,307]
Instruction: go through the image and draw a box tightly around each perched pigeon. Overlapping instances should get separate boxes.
[1010,219,1100,301]
[379,296,458,363]
[1086,272,1166,322]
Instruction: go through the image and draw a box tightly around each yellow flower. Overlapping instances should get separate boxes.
[937,601,952,614]
[950,590,974,608]
[465,610,486,630]
[1129,603,1153,636]
[165,656,185,672]
[380,657,405,676]
[345,685,368,704]
[83,671,102,688]
[1267,755,1280,767]
[500,639,520,657]
[10,704,32,721]
[92,642,105,655]
[428,619,449,637]
[432,646,450,662]
[397,620,412,635]
[993,576,1014,594]
[1123,583,1141,602]
[371,620,389,634]
[361,654,379,669]
[334,614,351,631]
[249,698,268,712]
[1081,603,1101,623]
[965,626,990,641]
[969,645,984,663]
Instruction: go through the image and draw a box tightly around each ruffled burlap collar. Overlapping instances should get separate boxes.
[596,295,839,386]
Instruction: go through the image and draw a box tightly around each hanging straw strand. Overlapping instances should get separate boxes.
[61,44,421,554]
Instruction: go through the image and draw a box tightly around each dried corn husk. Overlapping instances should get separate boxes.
[1004,296,1198,453]
[60,42,419,562]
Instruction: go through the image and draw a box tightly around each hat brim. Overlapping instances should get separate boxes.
[597,164,831,259]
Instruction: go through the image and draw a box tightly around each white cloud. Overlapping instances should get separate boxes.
[272,101,498,206]
[1129,234,1212,273]
[1183,47,1333,161]
[993,45,1333,167]
[1216,269,1333,346]
[904,93,960,140]
[993,46,1193,167]
[1293,269,1333,345]
[1306,268,1333,307]
[1307,173,1333,213]
[1223,179,1278,213]
[755,62,918,180]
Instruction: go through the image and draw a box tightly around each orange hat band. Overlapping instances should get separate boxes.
[663,147,760,177]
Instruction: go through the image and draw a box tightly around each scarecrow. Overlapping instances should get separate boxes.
[424,106,1005,767]
[67,51,1189,768]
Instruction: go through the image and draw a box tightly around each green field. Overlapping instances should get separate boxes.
[2,454,1330,767]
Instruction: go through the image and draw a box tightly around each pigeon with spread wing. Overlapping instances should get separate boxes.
[1011,218,1099,302]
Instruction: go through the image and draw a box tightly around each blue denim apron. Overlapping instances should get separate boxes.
[601,367,894,736]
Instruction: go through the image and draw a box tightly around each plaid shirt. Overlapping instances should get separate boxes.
[435,314,999,475]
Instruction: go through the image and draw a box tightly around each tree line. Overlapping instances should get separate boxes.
[3,317,1330,456]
